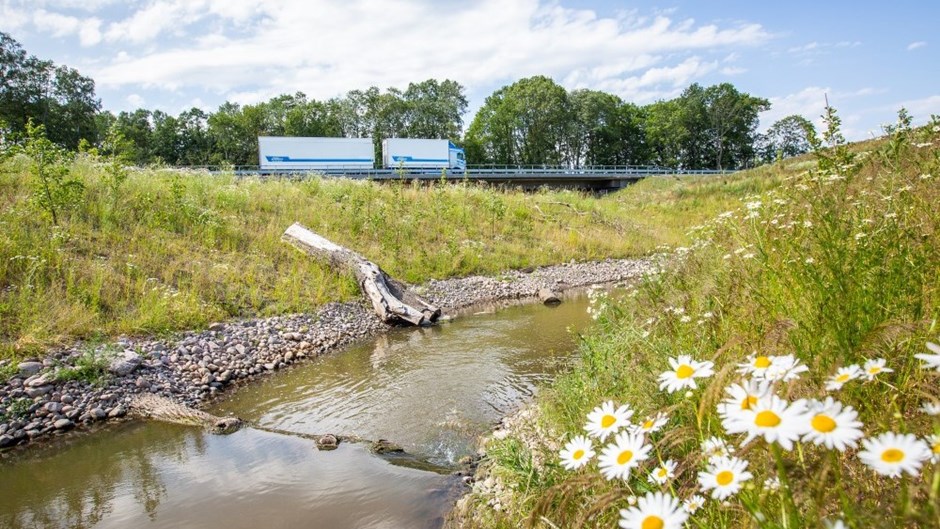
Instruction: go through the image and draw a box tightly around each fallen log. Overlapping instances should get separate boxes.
[281,222,441,326]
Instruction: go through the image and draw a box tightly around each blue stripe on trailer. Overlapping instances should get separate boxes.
[391,156,448,162]
[265,156,373,163]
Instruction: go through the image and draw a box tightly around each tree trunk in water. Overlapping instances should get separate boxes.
[281,222,441,326]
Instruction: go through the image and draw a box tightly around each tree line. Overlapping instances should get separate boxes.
[1,31,811,169]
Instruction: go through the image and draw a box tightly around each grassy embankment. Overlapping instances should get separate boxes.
[0,146,781,361]
[455,111,940,528]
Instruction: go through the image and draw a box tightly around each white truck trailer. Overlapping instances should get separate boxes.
[258,136,375,171]
[382,138,466,170]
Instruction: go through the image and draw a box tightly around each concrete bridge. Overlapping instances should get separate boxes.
[215,165,731,192]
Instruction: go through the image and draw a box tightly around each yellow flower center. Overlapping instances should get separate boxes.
[755,410,782,427]
[657,468,668,477]
[754,356,772,368]
[932,442,940,454]
[835,373,851,382]
[600,414,616,428]
[868,367,881,374]
[572,449,585,460]
[643,420,654,429]
[617,450,634,465]
[881,448,905,463]
[641,515,665,529]
[740,395,758,410]
[811,414,837,433]
[716,470,734,486]
[676,364,694,379]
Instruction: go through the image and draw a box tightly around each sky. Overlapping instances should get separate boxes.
[1,0,938,140]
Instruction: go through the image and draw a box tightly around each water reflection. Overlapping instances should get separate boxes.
[0,294,595,529]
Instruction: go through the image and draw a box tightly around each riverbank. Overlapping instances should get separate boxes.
[0,257,652,453]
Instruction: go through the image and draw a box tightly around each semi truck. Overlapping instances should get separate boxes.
[258,137,466,172]
[258,136,375,171]
[381,138,466,171]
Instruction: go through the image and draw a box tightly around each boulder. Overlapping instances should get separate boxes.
[109,350,142,377]
[17,361,43,378]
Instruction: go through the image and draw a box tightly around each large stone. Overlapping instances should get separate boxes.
[53,418,74,430]
[109,350,142,377]
[25,373,54,387]
[0,434,16,448]
[17,361,43,377]
[25,385,52,398]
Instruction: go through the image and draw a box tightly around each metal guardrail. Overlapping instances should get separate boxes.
[176,164,732,178]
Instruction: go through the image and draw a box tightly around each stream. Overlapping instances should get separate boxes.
[0,294,597,529]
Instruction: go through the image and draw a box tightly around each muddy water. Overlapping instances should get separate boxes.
[0,295,596,529]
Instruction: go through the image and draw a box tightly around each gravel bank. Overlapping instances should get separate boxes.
[0,258,652,452]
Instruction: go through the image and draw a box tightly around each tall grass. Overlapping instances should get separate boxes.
[0,150,775,360]
[457,111,940,528]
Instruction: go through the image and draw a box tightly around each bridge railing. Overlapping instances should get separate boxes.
[166,165,733,177]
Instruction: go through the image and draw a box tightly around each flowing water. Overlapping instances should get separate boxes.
[0,294,597,529]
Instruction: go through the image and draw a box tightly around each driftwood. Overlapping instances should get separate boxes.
[281,223,441,326]
[538,288,562,306]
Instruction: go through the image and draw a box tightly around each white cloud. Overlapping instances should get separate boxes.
[787,41,818,53]
[90,0,770,107]
[28,8,102,46]
[907,41,927,51]
[760,86,882,132]
[720,66,746,76]
[126,93,145,108]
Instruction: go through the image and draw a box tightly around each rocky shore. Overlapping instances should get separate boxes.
[0,258,652,452]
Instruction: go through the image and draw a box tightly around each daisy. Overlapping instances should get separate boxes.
[619,491,688,529]
[701,436,735,461]
[802,397,865,451]
[763,476,781,491]
[825,365,863,391]
[630,412,669,435]
[682,494,706,514]
[761,354,809,382]
[862,358,893,380]
[921,401,940,416]
[736,353,774,378]
[584,401,634,440]
[925,434,940,463]
[559,435,595,470]
[718,380,771,419]
[648,459,677,485]
[858,432,931,477]
[598,431,652,481]
[658,355,715,393]
[698,456,753,500]
[726,395,809,451]
[915,341,940,371]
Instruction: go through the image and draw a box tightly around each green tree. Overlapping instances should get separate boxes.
[402,79,468,140]
[701,83,771,170]
[758,114,814,162]
[20,120,84,225]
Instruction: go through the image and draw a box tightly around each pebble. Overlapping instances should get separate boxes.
[0,258,651,450]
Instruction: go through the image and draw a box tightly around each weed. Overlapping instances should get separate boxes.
[53,348,111,386]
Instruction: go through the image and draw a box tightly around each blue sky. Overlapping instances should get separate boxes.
[2,0,937,139]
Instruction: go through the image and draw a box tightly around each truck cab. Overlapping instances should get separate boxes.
[448,141,467,171]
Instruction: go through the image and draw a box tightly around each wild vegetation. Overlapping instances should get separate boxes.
[0,120,783,360]
[2,31,802,172]
[455,110,940,528]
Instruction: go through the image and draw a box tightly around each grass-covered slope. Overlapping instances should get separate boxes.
[457,112,940,528]
[0,143,779,360]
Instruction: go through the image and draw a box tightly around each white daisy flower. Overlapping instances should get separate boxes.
[862,358,893,380]
[559,435,595,470]
[922,401,940,416]
[598,431,652,481]
[648,459,677,485]
[658,355,715,393]
[858,432,931,477]
[698,456,753,500]
[926,434,940,463]
[682,494,706,514]
[915,341,940,371]
[825,365,863,391]
[726,395,809,451]
[619,491,688,529]
[701,436,735,461]
[630,412,669,435]
[736,353,774,378]
[802,397,865,451]
[584,401,634,440]
[763,476,781,491]
[824,520,848,529]
[761,354,809,382]
[717,380,771,420]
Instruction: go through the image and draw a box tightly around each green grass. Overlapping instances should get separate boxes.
[0,148,776,360]
[456,112,940,528]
